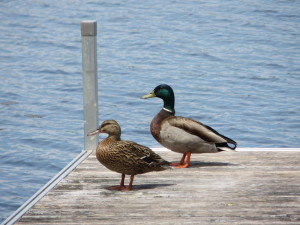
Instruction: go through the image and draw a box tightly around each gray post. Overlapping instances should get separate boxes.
[81,20,99,151]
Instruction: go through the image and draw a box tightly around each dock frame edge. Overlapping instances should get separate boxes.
[2,150,93,225]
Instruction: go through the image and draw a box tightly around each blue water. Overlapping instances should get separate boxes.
[0,0,299,222]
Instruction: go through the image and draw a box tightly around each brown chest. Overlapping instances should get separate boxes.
[150,109,173,142]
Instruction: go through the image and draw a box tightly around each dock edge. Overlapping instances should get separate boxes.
[2,150,93,225]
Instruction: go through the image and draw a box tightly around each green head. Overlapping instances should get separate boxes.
[141,84,175,113]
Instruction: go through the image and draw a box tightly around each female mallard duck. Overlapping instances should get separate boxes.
[141,84,237,168]
[87,120,170,191]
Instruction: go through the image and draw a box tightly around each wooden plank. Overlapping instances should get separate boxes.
[15,150,300,224]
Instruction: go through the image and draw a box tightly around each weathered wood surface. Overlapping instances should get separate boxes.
[15,150,300,224]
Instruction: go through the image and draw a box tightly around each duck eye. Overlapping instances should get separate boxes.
[157,86,164,91]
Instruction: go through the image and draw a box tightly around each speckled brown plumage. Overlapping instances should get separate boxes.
[88,120,170,191]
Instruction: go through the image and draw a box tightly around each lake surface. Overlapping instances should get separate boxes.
[0,0,299,222]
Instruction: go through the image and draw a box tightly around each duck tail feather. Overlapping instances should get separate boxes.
[159,160,173,170]
[141,157,172,170]
[161,163,173,170]
[216,142,237,152]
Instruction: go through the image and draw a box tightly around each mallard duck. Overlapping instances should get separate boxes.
[87,120,170,191]
[141,84,237,168]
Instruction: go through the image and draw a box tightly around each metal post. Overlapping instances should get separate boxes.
[81,20,99,151]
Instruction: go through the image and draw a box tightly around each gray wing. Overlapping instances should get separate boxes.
[165,116,236,146]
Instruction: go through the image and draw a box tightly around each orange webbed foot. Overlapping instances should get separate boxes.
[170,153,187,167]
[107,174,134,191]
[174,152,191,168]
[175,163,190,168]
[107,185,126,190]
[170,162,182,167]
[120,187,132,191]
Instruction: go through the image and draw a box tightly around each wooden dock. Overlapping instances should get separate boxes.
[12,149,300,224]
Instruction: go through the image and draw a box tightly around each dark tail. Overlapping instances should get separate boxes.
[216,141,237,152]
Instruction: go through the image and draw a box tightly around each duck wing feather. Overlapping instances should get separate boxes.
[115,141,169,165]
[165,116,237,148]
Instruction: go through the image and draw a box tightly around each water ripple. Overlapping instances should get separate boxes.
[1,0,300,222]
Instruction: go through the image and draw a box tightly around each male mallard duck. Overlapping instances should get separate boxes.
[141,84,237,168]
[87,120,170,191]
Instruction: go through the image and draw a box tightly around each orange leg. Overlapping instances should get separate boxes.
[121,175,134,191]
[176,152,191,168]
[107,174,126,190]
[170,153,187,167]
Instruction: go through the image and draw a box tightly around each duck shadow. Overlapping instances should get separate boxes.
[177,161,239,168]
[104,183,174,191]
[133,183,174,190]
